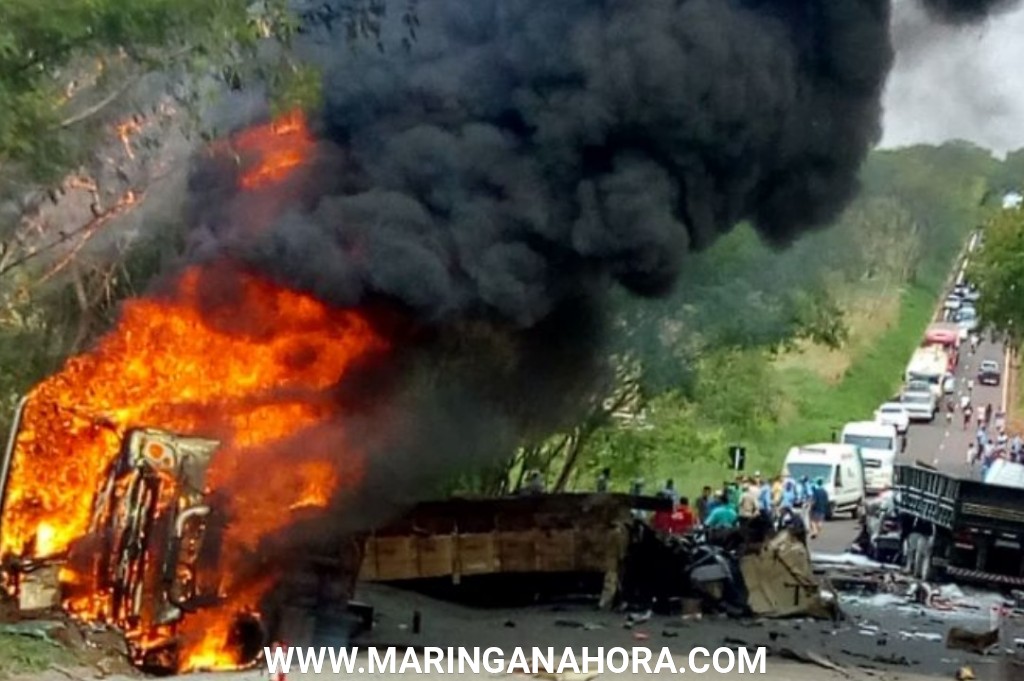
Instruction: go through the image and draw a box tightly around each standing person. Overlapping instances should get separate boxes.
[671,497,697,534]
[963,403,973,430]
[523,470,546,495]
[660,479,678,505]
[596,467,611,493]
[771,475,784,509]
[967,377,975,395]
[758,478,773,522]
[967,441,977,466]
[696,486,714,522]
[738,481,760,522]
[945,396,955,425]
[705,493,739,529]
[795,476,812,528]
[809,478,830,540]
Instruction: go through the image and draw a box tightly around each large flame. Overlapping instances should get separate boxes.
[0,110,382,670]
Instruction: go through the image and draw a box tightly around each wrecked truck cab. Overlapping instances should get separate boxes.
[0,400,259,671]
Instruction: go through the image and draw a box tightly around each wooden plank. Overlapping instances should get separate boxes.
[497,530,538,573]
[416,535,454,578]
[457,533,499,575]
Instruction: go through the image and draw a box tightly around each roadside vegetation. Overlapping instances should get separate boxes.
[2,4,1024,507]
[0,632,74,678]
[502,143,1024,498]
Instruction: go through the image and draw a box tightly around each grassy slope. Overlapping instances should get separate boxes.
[0,634,73,678]
[672,280,938,499]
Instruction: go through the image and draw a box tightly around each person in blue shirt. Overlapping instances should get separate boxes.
[705,497,739,529]
[809,478,830,539]
[781,479,797,509]
[758,480,772,519]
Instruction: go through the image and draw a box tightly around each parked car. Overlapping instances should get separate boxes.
[978,360,1001,386]
[961,287,981,303]
[943,295,962,312]
[874,402,910,434]
[900,390,937,422]
[943,374,956,395]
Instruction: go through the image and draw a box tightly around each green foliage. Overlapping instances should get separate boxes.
[580,392,725,489]
[969,207,1024,346]
[0,0,298,179]
[558,142,1006,497]
[0,632,73,677]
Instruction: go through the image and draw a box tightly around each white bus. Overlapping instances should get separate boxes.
[840,421,898,493]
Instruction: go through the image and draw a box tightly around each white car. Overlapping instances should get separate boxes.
[875,402,910,434]
[900,390,937,422]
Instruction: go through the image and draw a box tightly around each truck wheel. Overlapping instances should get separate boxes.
[850,502,861,520]
[826,502,835,521]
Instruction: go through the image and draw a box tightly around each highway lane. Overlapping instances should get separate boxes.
[814,337,1008,554]
[902,335,1006,478]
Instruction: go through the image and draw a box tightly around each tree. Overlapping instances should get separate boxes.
[0,0,323,182]
[968,207,1024,347]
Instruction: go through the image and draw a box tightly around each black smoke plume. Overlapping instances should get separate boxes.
[918,0,1022,23]
[187,0,1018,524]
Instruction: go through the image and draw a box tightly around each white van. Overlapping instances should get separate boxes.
[782,443,865,519]
[840,421,898,494]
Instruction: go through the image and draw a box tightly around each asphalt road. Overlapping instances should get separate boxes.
[813,289,1008,555]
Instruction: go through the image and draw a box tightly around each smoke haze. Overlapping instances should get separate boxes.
[884,0,1024,154]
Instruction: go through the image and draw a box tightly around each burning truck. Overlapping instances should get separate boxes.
[0,113,384,672]
[3,0,1007,672]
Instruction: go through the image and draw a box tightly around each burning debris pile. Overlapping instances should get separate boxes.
[0,0,1019,673]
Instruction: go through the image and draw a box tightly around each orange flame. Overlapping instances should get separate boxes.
[115,118,143,160]
[236,110,315,190]
[0,109,379,671]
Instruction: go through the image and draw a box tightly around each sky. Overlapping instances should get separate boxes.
[881,0,1024,155]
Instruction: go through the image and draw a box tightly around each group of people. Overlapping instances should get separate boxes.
[621,472,833,540]
[966,408,1022,474]
[694,474,832,539]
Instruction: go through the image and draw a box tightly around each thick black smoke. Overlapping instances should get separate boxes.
[230,0,894,327]
[918,0,1022,23]
[186,0,1019,527]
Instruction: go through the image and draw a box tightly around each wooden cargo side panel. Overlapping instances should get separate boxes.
[416,535,454,578]
[535,529,576,572]
[456,533,499,576]
[497,530,539,573]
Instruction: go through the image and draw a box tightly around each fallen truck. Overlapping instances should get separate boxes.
[892,463,1024,587]
[0,398,359,672]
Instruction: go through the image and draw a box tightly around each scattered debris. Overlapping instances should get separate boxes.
[946,627,1000,655]
[955,665,975,680]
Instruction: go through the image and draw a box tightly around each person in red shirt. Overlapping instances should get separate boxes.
[669,497,696,534]
[651,497,696,535]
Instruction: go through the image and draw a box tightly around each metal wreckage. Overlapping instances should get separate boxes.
[1,398,835,673]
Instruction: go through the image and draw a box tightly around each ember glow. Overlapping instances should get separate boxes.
[235,110,315,190]
[0,110,383,671]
